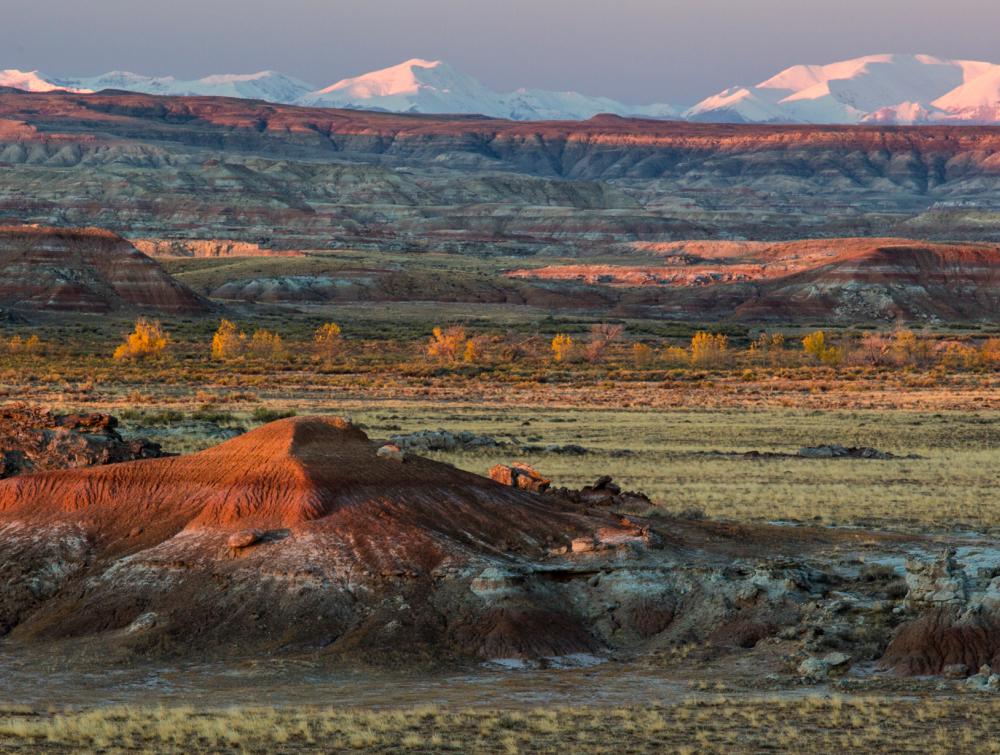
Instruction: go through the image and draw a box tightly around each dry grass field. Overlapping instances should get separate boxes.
[2,695,999,753]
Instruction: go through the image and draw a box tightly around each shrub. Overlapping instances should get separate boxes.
[584,323,624,363]
[251,406,296,423]
[551,333,574,363]
[427,326,466,363]
[662,345,689,367]
[313,322,343,361]
[248,330,285,362]
[748,331,785,365]
[938,341,982,370]
[211,320,245,361]
[632,342,654,367]
[983,337,1000,367]
[855,333,892,366]
[893,328,932,366]
[113,319,168,360]
[690,332,728,367]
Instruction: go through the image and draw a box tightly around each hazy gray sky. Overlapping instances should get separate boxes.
[4,0,1000,104]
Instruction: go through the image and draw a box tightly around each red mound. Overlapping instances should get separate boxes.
[881,609,1000,676]
[0,225,208,313]
[0,416,596,565]
[0,416,640,661]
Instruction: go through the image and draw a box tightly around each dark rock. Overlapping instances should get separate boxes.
[798,445,897,460]
[0,404,169,478]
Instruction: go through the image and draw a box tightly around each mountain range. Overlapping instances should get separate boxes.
[6,53,1000,124]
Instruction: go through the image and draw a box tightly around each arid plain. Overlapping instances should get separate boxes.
[0,88,999,752]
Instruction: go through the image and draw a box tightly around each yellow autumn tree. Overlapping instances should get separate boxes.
[427,326,466,363]
[249,329,285,362]
[690,332,728,367]
[802,331,827,361]
[211,319,245,361]
[551,333,573,363]
[463,337,484,364]
[802,330,842,366]
[113,318,168,360]
[314,322,343,361]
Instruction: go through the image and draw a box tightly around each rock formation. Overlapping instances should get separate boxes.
[510,239,1000,322]
[5,90,1000,259]
[2,414,999,676]
[0,405,167,478]
[0,226,209,314]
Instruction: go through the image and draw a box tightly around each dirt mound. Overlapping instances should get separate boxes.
[0,416,639,661]
[881,609,1000,676]
[0,405,167,478]
[0,225,209,313]
[0,416,595,552]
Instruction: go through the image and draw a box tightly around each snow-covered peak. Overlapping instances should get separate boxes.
[298,59,509,115]
[932,66,1000,110]
[58,70,315,102]
[0,69,90,93]
[13,53,1000,124]
[689,53,1000,124]
[298,58,681,120]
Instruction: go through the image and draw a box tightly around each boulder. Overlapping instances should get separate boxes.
[904,549,968,605]
[549,476,653,511]
[965,665,1000,692]
[376,443,405,462]
[227,530,263,549]
[390,429,502,453]
[798,445,895,460]
[798,651,852,681]
[489,463,550,493]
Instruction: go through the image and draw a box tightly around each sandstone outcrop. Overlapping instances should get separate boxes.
[488,463,551,492]
[547,475,654,512]
[882,548,1000,675]
[133,238,302,258]
[0,226,209,314]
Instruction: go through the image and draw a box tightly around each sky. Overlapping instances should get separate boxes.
[4,0,1000,104]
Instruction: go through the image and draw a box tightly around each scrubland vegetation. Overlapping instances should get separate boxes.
[5,316,1000,378]
[1,315,997,530]
[1,695,998,753]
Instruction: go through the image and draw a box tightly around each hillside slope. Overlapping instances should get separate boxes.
[0,225,209,313]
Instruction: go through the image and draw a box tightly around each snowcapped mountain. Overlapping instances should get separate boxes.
[687,54,1000,124]
[0,59,680,121]
[297,58,681,120]
[52,70,315,102]
[0,69,88,93]
[9,54,1000,124]
[298,58,507,115]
